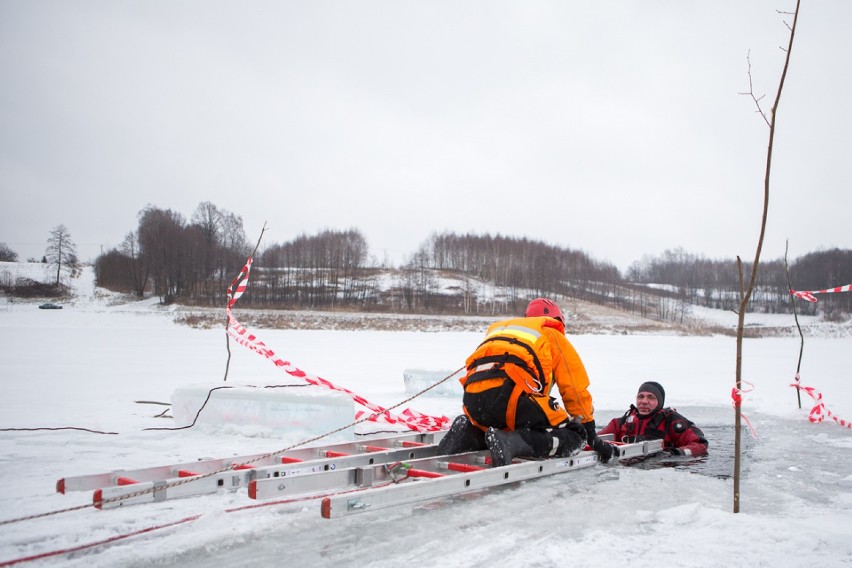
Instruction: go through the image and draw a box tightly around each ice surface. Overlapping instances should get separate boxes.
[171,383,356,438]
[2,267,852,567]
[403,368,465,397]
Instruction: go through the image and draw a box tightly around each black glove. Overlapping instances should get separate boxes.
[591,437,615,463]
[669,448,684,456]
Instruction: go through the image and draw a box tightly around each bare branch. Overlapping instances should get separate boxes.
[783,239,804,410]
[739,51,772,127]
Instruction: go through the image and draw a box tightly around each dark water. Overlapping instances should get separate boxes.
[597,405,755,479]
[622,424,755,479]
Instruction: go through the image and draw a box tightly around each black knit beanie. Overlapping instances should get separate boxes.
[637,381,665,410]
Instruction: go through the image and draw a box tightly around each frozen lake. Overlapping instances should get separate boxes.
[1,297,851,567]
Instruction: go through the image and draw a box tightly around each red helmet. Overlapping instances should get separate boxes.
[525,298,564,322]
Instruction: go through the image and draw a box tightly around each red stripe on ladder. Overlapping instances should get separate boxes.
[93,489,104,509]
[406,469,444,479]
[445,462,484,473]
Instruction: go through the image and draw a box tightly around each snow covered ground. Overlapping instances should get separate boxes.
[1,267,851,567]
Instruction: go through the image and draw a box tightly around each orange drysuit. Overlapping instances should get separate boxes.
[460,316,595,432]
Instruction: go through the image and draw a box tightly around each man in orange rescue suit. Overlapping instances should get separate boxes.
[437,298,614,466]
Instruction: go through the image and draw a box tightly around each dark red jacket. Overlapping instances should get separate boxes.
[597,406,708,457]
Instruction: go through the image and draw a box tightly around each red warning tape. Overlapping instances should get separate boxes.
[731,381,758,438]
[789,283,852,303]
[225,258,449,432]
[790,379,852,429]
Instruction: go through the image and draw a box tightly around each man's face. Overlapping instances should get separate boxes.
[636,391,659,414]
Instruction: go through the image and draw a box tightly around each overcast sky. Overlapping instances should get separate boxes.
[1,1,849,272]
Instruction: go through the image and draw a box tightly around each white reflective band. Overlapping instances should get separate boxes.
[486,324,541,343]
[549,437,559,456]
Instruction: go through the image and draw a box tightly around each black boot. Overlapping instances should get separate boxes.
[485,427,534,467]
[437,415,486,455]
[550,427,586,458]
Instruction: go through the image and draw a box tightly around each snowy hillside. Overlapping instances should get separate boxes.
[4,261,848,339]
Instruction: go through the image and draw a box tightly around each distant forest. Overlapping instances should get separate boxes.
[89,203,851,322]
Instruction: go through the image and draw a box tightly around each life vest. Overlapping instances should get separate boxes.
[615,406,707,453]
[616,406,671,443]
[460,316,567,429]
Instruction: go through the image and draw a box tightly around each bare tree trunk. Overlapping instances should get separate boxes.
[784,240,805,410]
[733,0,800,514]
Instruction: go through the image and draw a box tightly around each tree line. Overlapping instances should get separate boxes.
[89,202,849,321]
[94,203,250,303]
[400,232,622,314]
[88,207,631,314]
[626,247,852,320]
[4,203,849,321]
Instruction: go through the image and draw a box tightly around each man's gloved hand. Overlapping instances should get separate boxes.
[591,437,616,463]
[658,448,684,458]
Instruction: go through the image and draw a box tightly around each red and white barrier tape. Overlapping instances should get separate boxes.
[789,283,852,303]
[790,380,852,429]
[226,257,252,308]
[225,258,449,432]
[731,381,758,438]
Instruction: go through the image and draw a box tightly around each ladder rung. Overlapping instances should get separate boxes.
[406,468,445,479]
